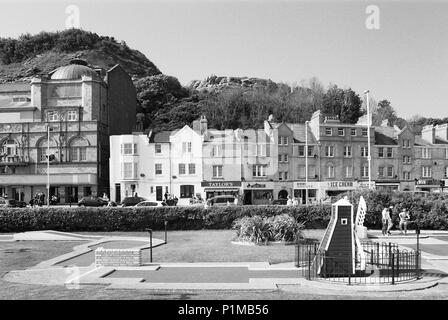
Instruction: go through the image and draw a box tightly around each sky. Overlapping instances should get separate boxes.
[0,0,447,119]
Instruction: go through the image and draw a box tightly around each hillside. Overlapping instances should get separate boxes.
[0,29,161,82]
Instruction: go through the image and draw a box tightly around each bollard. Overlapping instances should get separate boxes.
[164,220,168,244]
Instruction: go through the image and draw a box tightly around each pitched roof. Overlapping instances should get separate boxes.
[374,131,397,145]
[288,123,317,144]
[149,131,171,143]
[414,136,433,146]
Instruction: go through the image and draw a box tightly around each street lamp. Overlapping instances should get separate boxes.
[46,124,54,206]
[364,90,372,190]
[305,121,309,205]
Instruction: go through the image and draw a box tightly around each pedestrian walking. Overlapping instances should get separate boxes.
[382,206,393,236]
[399,208,410,235]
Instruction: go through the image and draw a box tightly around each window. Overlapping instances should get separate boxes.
[71,147,86,162]
[403,156,411,164]
[155,163,162,175]
[422,148,431,159]
[407,140,411,148]
[212,144,222,157]
[180,185,194,198]
[378,166,384,177]
[362,128,368,136]
[345,166,353,178]
[279,171,288,181]
[351,128,357,136]
[361,146,369,157]
[253,165,268,177]
[325,128,332,136]
[256,144,266,156]
[378,147,384,158]
[182,142,192,153]
[122,162,137,180]
[298,146,305,157]
[343,146,352,158]
[446,148,448,159]
[307,146,313,157]
[67,110,78,121]
[213,165,223,178]
[155,144,162,154]
[47,111,59,122]
[327,165,335,178]
[188,163,196,175]
[278,136,289,145]
[2,139,18,156]
[122,143,137,155]
[283,154,288,162]
[179,164,186,175]
[422,166,432,178]
[325,145,334,157]
[403,172,411,180]
[445,167,448,178]
[361,165,369,178]
[338,128,345,136]
[386,147,393,158]
[387,166,394,178]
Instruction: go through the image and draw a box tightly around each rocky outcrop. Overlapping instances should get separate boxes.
[187,74,277,92]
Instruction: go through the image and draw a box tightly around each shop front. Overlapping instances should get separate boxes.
[202,181,242,200]
[242,182,274,205]
[375,180,400,192]
[293,181,319,204]
[320,180,375,202]
[415,179,442,192]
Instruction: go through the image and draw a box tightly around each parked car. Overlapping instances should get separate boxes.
[135,201,167,207]
[15,200,27,208]
[77,196,108,207]
[0,198,17,208]
[120,196,147,207]
[270,199,288,205]
[206,195,238,207]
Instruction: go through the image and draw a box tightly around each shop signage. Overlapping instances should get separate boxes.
[293,181,319,189]
[417,179,439,186]
[246,183,266,188]
[201,181,241,187]
[326,181,355,190]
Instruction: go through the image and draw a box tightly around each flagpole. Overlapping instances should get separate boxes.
[364,90,372,190]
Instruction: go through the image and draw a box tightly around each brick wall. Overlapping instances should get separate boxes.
[94,247,142,267]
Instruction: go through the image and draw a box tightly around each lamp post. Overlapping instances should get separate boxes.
[305,121,309,205]
[47,124,51,207]
[364,90,372,190]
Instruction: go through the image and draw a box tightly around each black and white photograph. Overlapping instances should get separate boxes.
[1,0,448,306]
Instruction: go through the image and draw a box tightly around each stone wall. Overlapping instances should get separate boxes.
[95,247,142,267]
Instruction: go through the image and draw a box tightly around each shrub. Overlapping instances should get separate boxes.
[232,214,304,245]
[268,214,304,242]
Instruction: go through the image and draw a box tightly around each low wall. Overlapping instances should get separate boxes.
[95,247,142,267]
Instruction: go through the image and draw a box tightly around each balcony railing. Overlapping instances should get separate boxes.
[0,155,29,166]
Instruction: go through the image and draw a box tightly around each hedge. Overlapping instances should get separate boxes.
[0,205,331,232]
[2,191,448,232]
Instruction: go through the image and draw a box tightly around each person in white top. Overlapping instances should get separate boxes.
[286,196,293,206]
[382,206,393,236]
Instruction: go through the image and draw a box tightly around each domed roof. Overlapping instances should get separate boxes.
[50,61,100,81]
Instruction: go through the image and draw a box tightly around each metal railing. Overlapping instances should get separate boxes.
[298,241,421,285]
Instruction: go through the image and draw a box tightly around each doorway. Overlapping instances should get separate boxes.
[156,186,163,201]
[278,189,288,199]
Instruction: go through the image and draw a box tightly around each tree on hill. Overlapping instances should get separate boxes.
[322,85,363,123]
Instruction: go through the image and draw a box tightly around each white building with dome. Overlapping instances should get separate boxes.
[0,59,136,203]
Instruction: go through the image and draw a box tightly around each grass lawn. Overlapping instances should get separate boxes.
[1,229,447,300]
